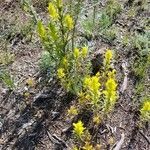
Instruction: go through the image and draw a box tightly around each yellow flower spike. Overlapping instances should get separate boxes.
[84,77,91,87]
[73,120,85,138]
[105,49,113,65]
[81,46,88,57]
[48,2,59,20]
[57,68,65,78]
[84,76,101,97]
[105,78,117,91]
[105,49,113,60]
[83,75,101,106]
[91,76,101,92]
[74,48,80,59]
[37,21,46,38]
[103,76,118,112]
[64,14,74,30]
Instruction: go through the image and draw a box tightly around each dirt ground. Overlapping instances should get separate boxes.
[0,0,149,150]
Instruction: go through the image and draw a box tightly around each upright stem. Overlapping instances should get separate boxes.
[58,8,66,55]
[93,6,96,25]
[71,0,83,51]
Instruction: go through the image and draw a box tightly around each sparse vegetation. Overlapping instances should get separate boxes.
[0,0,149,149]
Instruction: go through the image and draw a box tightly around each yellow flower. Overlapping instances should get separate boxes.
[57,68,65,78]
[103,77,118,112]
[105,49,113,65]
[48,3,58,20]
[74,48,80,59]
[103,90,117,103]
[64,14,74,30]
[73,120,85,138]
[90,76,101,92]
[84,75,101,106]
[84,77,91,87]
[84,76,101,94]
[82,142,94,150]
[141,101,150,112]
[104,77,117,102]
[81,46,88,57]
[105,78,117,92]
[37,21,46,38]
[140,100,150,121]
[68,106,78,116]
[105,49,113,60]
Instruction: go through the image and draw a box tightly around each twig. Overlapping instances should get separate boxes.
[139,130,150,144]
[47,130,68,148]
[120,61,128,93]
[0,106,8,111]
[112,133,125,150]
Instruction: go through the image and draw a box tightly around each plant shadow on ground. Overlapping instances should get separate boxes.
[1,79,75,150]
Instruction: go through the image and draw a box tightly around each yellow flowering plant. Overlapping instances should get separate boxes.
[71,49,118,149]
[73,120,86,138]
[83,74,101,107]
[72,120,95,150]
[48,2,59,20]
[103,77,117,113]
[37,0,80,75]
[31,0,120,149]
[37,0,89,95]
[76,49,118,116]
[57,46,91,94]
